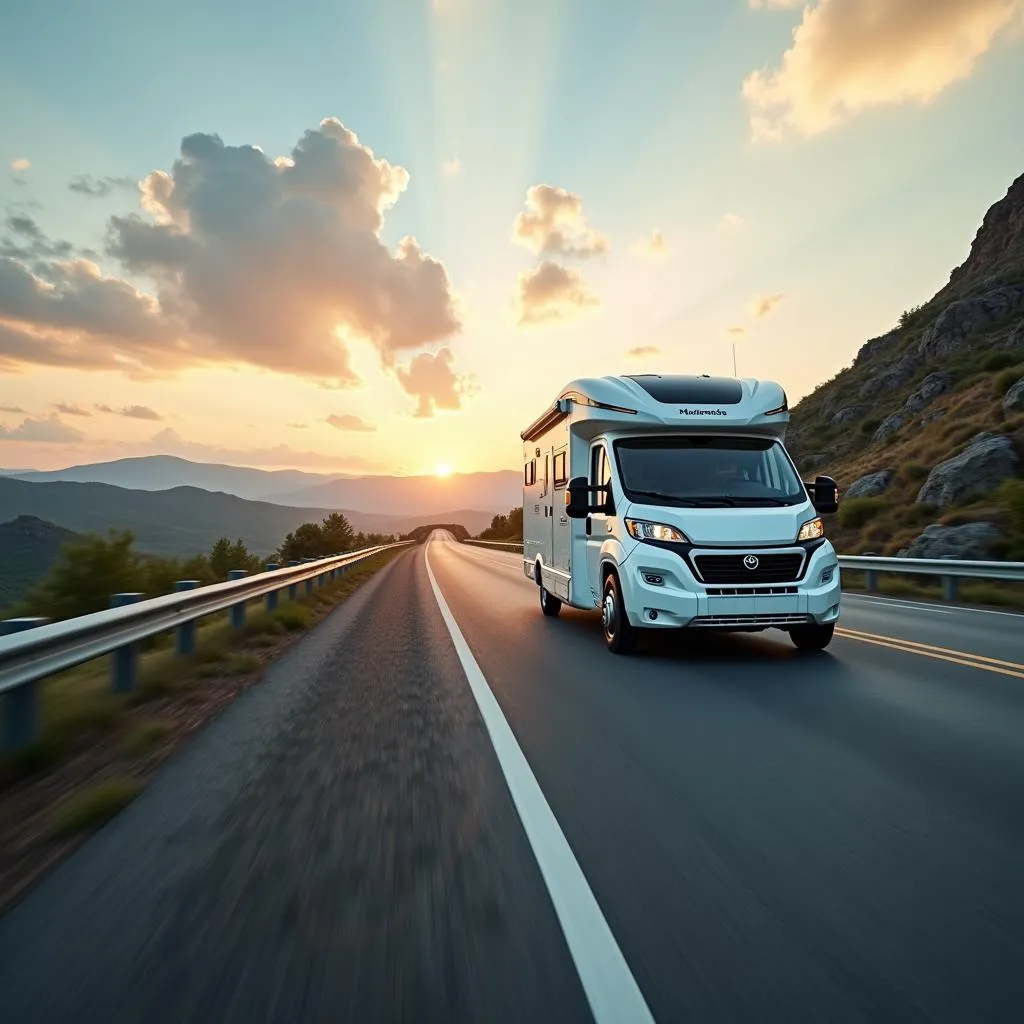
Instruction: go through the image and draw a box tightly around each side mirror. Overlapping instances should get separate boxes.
[565,476,609,519]
[811,474,839,514]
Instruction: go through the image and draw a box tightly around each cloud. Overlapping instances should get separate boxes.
[0,403,25,413]
[287,421,309,429]
[441,157,461,176]
[0,119,462,392]
[515,260,599,325]
[129,427,385,470]
[0,414,84,443]
[627,345,660,358]
[726,325,748,336]
[718,213,746,232]
[512,185,609,259]
[395,347,471,418]
[0,215,77,261]
[68,174,137,198]
[326,412,377,432]
[9,159,30,173]
[630,229,669,258]
[55,402,91,417]
[743,0,1024,139]
[95,403,163,420]
[751,293,786,318]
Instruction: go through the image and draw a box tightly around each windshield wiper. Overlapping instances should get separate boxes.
[689,495,794,507]
[627,490,700,506]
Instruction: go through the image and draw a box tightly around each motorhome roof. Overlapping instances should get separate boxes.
[520,373,790,441]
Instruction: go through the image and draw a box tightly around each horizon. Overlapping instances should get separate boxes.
[0,453,521,480]
[2,1,1024,477]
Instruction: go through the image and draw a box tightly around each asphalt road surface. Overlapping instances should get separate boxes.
[1,532,1023,1023]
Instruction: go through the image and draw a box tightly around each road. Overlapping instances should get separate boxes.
[1,532,1023,1022]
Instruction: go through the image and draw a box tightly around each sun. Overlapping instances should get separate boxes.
[435,461,453,478]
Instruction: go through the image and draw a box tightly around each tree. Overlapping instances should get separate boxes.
[479,507,523,541]
[279,522,326,562]
[321,512,355,553]
[23,529,142,620]
[209,537,261,579]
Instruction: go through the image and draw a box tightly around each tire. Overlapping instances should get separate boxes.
[539,584,562,617]
[601,571,636,655]
[789,623,835,652]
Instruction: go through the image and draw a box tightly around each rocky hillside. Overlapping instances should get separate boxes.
[788,171,1024,561]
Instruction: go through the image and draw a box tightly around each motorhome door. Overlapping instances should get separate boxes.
[552,443,570,575]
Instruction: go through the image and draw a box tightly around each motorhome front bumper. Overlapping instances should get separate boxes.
[617,541,841,630]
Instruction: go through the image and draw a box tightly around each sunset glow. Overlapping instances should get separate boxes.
[1,0,1022,477]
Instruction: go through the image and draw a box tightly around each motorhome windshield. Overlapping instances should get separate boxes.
[614,436,806,508]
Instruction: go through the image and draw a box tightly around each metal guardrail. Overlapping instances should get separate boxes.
[837,555,1024,600]
[461,540,1024,600]
[463,539,525,551]
[0,542,411,752]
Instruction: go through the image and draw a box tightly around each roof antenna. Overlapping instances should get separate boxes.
[732,343,738,378]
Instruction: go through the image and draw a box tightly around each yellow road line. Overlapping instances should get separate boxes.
[835,628,1024,680]
[836,626,1024,671]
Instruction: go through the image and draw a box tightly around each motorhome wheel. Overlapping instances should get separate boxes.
[540,584,562,617]
[601,572,636,655]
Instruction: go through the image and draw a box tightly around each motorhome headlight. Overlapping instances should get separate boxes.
[797,517,825,541]
[625,519,688,543]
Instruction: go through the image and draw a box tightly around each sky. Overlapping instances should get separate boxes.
[1,0,1023,478]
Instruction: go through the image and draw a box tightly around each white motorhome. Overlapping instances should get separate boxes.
[521,374,841,654]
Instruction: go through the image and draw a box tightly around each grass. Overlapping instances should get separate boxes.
[50,777,142,837]
[120,719,174,758]
[1,548,403,785]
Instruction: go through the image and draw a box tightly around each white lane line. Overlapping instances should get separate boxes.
[424,540,655,1024]
[843,593,1024,619]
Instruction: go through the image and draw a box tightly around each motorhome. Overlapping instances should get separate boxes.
[521,374,841,654]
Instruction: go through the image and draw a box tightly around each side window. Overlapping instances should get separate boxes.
[591,444,613,512]
[524,459,536,486]
[553,451,567,486]
[541,455,549,497]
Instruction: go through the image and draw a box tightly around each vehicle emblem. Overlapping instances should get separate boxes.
[743,554,759,570]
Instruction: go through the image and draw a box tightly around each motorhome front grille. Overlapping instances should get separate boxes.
[705,585,798,597]
[691,613,811,628]
[694,553,804,584]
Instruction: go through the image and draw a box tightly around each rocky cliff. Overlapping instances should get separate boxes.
[788,172,1024,561]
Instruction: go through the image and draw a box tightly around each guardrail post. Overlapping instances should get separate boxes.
[0,618,50,752]
[303,558,315,595]
[227,569,248,628]
[110,592,144,693]
[174,580,200,655]
[287,560,300,600]
[264,564,280,611]
[943,575,959,602]
[865,569,878,592]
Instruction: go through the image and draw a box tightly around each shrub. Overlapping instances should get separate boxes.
[982,351,1018,373]
[901,462,929,481]
[994,367,1024,396]
[860,418,880,435]
[50,778,141,837]
[838,497,889,529]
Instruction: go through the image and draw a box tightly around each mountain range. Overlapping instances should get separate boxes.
[0,476,498,557]
[9,456,522,514]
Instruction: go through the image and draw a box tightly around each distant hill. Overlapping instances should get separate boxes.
[0,477,496,557]
[8,455,522,515]
[268,469,521,515]
[11,455,340,501]
[0,515,78,610]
